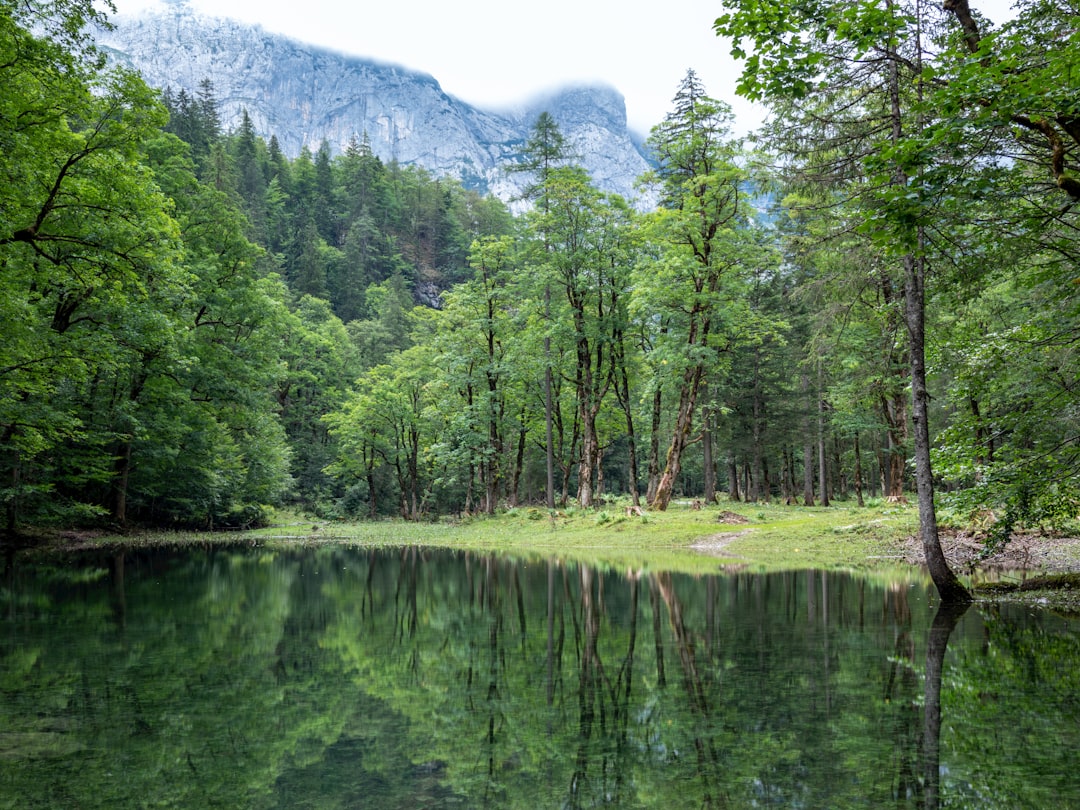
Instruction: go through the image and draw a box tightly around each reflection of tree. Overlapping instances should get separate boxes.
[565,564,642,807]
[5,551,1080,808]
[921,600,968,810]
[654,571,725,808]
[109,551,126,630]
[649,573,667,687]
[884,581,919,801]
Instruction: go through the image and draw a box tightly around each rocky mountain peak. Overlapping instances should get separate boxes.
[99,8,656,208]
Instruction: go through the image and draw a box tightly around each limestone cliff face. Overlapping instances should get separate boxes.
[99,7,655,208]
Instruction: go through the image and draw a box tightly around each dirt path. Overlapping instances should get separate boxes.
[689,530,751,557]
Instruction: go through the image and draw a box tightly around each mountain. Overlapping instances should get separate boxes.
[97,5,656,208]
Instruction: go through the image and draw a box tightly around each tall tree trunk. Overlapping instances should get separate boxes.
[781,446,794,504]
[752,386,768,502]
[112,441,133,525]
[4,444,18,533]
[626,427,641,507]
[833,436,846,500]
[110,365,150,525]
[651,365,702,510]
[801,373,815,506]
[596,445,605,500]
[578,415,597,508]
[905,251,970,602]
[853,432,865,507]
[646,387,663,503]
[701,381,715,504]
[728,454,741,502]
[617,347,639,509]
[544,287,556,510]
[817,366,830,507]
[614,333,641,506]
[885,15,969,602]
[883,393,909,501]
[510,416,526,507]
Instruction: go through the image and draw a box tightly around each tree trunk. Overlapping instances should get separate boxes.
[728,455,741,502]
[752,384,769,502]
[614,335,641,507]
[883,393,909,501]
[112,441,133,525]
[651,365,702,510]
[833,436,846,500]
[854,432,865,507]
[817,367,830,507]
[4,443,19,533]
[578,414,597,508]
[702,382,715,504]
[801,374,815,506]
[646,387,663,503]
[626,429,641,507]
[904,251,971,603]
[544,288,556,510]
[884,20,969,599]
[510,417,526,507]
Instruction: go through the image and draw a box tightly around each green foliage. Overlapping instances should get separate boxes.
[4,0,1080,538]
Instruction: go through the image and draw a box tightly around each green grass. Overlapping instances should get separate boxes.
[32,497,921,577]
[24,498,1080,610]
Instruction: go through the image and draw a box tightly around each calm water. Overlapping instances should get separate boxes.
[1,545,1077,809]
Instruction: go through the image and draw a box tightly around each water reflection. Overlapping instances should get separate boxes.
[0,546,1076,808]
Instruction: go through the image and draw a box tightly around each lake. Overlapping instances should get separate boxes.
[1,545,1077,808]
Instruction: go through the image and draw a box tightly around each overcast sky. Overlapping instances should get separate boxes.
[111,0,1018,137]
[111,0,767,136]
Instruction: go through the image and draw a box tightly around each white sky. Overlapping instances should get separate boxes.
[109,0,765,136]
[109,0,1019,137]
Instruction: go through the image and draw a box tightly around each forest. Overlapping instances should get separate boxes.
[2,0,1078,566]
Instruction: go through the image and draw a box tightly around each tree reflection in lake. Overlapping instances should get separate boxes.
[0,546,1077,808]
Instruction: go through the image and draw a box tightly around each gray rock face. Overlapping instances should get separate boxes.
[99,7,655,208]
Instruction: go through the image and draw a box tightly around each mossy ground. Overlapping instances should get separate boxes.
[20,497,915,573]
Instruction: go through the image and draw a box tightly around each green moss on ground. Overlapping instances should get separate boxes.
[13,498,915,575]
